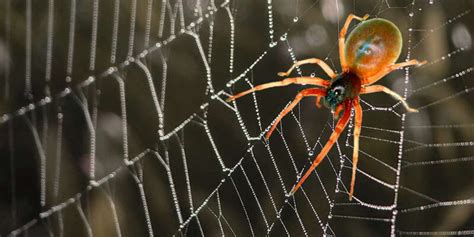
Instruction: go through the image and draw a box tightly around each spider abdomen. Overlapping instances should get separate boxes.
[344,18,402,80]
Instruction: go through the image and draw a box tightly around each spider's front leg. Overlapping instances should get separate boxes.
[349,99,363,200]
[277,58,337,79]
[266,88,325,139]
[227,77,329,101]
[339,14,370,71]
[290,100,353,195]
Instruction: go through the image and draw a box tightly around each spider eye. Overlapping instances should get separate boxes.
[333,86,345,96]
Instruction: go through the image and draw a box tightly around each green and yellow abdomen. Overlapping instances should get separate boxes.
[344,18,402,81]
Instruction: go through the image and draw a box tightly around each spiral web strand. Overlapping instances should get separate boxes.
[1,0,473,236]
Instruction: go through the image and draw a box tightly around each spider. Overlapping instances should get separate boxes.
[227,14,426,200]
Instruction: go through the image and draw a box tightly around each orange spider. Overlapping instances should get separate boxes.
[227,14,426,200]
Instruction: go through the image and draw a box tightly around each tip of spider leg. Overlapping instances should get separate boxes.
[264,134,271,140]
[226,97,235,102]
[277,72,287,77]
[363,14,370,20]
[418,60,428,66]
[408,108,419,113]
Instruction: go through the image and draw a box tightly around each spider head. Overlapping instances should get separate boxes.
[323,73,361,111]
[324,85,347,110]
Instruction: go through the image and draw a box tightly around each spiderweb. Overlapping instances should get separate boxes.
[1,0,473,236]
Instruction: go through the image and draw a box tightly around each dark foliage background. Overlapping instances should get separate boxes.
[0,0,473,236]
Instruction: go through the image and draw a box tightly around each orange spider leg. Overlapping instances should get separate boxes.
[361,85,418,112]
[363,59,427,85]
[266,88,325,139]
[349,99,362,200]
[227,77,330,102]
[339,14,370,71]
[290,100,352,195]
[277,58,337,79]
[333,103,344,119]
[315,96,322,108]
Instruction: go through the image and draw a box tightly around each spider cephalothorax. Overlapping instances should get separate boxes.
[323,72,361,111]
[227,14,426,200]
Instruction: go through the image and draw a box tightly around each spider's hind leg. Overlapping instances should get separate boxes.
[362,59,427,85]
[339,14,370,71]
[361,85,418,112]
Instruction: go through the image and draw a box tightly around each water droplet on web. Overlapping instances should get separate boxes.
[310,73,316,77]
[269,41,277,48]
[293,17,299,22]
[409,12,414,17]
[280,34,287,41]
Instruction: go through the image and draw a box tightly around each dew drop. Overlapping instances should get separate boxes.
[293,17,299,22]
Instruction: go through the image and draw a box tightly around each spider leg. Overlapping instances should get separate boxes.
[227,77,330,101]
[266,88,325,139]
[362,59,427,85]
[277,58,337,79]
[339,14,370,71]
[333,103,344,119]
[349,99,362,200]
[290,100,352,195]
[361,85,418,112]
[315,97,322,108]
